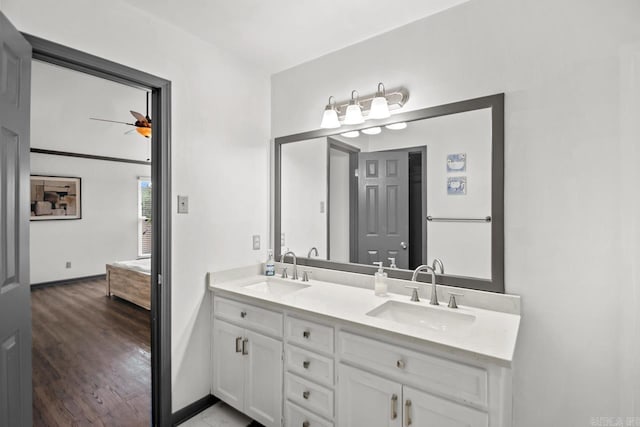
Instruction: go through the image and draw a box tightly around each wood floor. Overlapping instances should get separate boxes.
[31,278,151,426]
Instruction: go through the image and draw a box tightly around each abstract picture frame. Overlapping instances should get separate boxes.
[30,175,82,220]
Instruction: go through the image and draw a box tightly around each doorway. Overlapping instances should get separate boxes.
[25,33,173,426]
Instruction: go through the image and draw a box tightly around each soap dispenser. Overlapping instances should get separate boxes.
[388,257,397,269]
[265,249,275,276]
[372,262,388,296]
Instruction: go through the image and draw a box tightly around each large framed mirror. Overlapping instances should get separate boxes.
[274,93,504,293]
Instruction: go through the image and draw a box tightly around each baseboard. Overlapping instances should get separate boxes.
[172,394,219,426]
[30,274,107,290]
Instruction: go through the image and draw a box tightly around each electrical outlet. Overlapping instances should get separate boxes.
[66,262,71,269]
[177,195,188,214]
[252,235,260,250]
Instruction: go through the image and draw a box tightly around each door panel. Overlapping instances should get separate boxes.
[244,330,283,427]
[212,320,245,412]
[0,12,32,427]
[403,386,488,427]
[338,364,402,427]
[357,150,409,269]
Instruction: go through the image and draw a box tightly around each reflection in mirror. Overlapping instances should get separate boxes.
[280,108,492,280]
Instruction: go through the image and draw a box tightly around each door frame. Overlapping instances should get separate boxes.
[23,34,173,426]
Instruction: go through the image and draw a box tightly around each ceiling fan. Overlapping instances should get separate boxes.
[90,92,152,138]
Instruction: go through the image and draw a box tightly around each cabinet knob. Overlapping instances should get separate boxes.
[302,390,310,400]
[303,360,310,369]
[396,359,406,369]
[302,330,310,339]
[240,311,247,318]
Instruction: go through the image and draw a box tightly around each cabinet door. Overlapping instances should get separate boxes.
[338,364,402,427]
[244,330,283,427]
[403,386,488,427]
[212,319,245,412]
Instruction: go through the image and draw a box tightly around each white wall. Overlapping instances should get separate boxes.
[30,60,151,284]
[2,0,270,411]
[272,1,640,425]
[281,138,327,258]
[329,147,350,262]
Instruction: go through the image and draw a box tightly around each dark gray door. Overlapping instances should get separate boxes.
[357,150,409,269]
[0,12,32,427]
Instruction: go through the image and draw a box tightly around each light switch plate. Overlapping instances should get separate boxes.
[177,195,188,214]
[252,235,260,250]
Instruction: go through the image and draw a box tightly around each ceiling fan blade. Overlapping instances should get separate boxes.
[130,110,146,122]
[90,117,136,126]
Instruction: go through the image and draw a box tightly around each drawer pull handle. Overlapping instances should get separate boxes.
[302,422,310,427]
[405,399,412,426]
[235,337,242,353]
[391,394,398,420]
[240,311,247,318]
[303,360,310,369]
[242,338,248,355]
[302,390,310,399]
[302,330,310,339]
[396,359,405,369]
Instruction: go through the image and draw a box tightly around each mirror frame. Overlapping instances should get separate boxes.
[274,93,504,293]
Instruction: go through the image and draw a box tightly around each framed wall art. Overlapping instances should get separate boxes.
[30,175,82,220]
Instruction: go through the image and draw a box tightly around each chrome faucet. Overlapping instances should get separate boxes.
[280,251,298,280]
[307,247,319,258]
[411,265,439,305]
[432,258,445,275]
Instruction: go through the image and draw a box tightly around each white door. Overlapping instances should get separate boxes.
[0,12,32,427]
[212,319,245,412]
[338,364,403,427]
[403,386,488,427]
[244,330,283,427]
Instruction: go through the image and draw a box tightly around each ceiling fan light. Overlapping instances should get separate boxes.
[362,127,381,135]
[385,122,407,130]
[320,96,341,129]
[341,130,360,138]
[136,127,152,138]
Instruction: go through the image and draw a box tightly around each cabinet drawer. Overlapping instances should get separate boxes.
[286,401,333,427]
[286,345,334,387]
[286,316,334,354]
[286,372,334,419]
[339,331,488,408]
[214,296,283,338]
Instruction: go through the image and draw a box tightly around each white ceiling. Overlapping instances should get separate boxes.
[121,0,470,73]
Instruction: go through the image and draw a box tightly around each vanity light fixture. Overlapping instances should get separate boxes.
[361,127,382,135]
[344,90,365,125]
[368,83,391,119]
[341,130,360,138]
[320,96,341,129]
[386,122,407,130]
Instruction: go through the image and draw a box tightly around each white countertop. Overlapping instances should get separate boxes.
[209,266,520,367]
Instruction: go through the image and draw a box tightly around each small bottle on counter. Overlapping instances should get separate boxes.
[265,249,275,276]
[373,261,388,296]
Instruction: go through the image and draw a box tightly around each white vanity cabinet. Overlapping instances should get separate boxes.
[212,297,283,427]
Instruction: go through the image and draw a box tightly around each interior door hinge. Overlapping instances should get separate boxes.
[157,274,162,285]
[354,169,359,178]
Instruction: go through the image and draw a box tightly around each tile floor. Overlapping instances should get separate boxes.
[179,402,257,427]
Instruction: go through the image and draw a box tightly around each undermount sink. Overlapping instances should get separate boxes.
[242,279,309,297]
[366,300,476,332]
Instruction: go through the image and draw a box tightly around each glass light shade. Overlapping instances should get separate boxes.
[368,96,391,119]
[344,104,364,125]
[136,127,152,138]
[341,131,360,138]
[320,108,340,129]
[362,127,382,135]
[385,122,407,130]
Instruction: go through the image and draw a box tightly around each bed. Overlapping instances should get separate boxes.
[105,259,151,310]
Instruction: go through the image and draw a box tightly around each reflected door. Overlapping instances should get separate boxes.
[357,150,409,269]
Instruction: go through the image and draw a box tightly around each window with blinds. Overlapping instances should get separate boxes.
[138,178,152,257]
